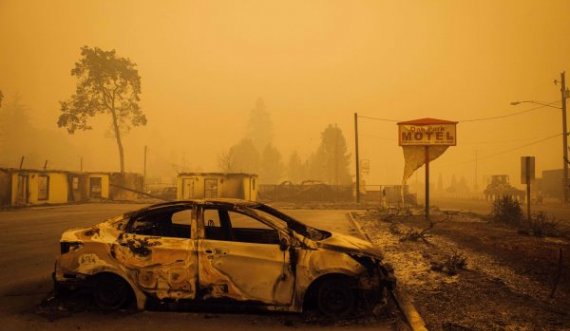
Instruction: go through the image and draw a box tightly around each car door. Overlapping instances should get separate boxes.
[197,206,295,305]
[112,205,198,300]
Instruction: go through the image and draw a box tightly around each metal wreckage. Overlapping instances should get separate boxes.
[54,199,408,320]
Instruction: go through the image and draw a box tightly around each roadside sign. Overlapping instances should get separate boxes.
[398,118,457,146]
[521,156,535,184]
[397,118,458,222]
[521,156,535,221]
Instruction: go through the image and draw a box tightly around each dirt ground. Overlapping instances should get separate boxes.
[354,208,570,331]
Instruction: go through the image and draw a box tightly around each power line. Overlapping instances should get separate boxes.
[358,100,559,124]
[360,133,394,141]
[459,102,558,122]
[358,115,399,122]
[461,136,555,145]
[437,133,561,168]
[481,133,561,159]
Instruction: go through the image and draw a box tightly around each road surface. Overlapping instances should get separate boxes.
[0,203,395,331]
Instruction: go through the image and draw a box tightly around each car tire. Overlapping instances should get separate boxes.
[93,274,131,310]
[316,278,356,318]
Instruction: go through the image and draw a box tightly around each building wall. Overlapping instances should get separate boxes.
[0,170,11,207]
[27,172,39,203]
[109,173,143,200]
[178,175,202,200]
[541,169,563,200]
[7,171,69,205]
[47,172,69,203]
[177,174,257,201]
[0,168,148,207]
[87,174,110,199]
[242,177,257,201]
[220,177,241,198]
[10,173,19,205]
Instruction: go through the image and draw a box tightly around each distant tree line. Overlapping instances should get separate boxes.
[218,99,352,185]
[0,94,78,169]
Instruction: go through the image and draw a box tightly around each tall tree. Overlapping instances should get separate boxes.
[0,95,34,166]
[245,98,273,152]
[0,95,77,168]
[259,144,284,184]
[228,138,260,174]
[437,173,444,193]
[286,151,305,183]
[58,46,147,173]
[310,124,352,185]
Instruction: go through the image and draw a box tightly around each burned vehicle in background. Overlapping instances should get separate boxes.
[54,199,395,316]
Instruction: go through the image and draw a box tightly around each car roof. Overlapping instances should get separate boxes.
[134,198,260,214]
[200,198,260,207]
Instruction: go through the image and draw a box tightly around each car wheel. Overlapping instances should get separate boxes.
[316,278,356,318]
[93,274,131,310]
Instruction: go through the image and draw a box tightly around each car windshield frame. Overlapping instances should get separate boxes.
[251,204,330,241]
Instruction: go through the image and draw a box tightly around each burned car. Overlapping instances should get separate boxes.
[54,199,395,316]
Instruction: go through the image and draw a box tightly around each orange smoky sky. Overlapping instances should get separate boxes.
[0,0,569,188]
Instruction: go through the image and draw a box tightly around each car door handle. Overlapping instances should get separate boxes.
[205,249,213,254]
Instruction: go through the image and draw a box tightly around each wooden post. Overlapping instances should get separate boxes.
[425,146,430,222]
[561,72,568,203]
[354,113,360,203]
[526,157,531,221]
[143,145,148,191]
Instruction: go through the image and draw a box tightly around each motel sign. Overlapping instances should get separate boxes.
[398,118,457,146]
[397,117,458,222]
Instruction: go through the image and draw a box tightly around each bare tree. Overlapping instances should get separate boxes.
[58,46,147,173]
[217,148,235,172]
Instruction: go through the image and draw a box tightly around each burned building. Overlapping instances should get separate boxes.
[177,172,257,201]
[0,168,144,207]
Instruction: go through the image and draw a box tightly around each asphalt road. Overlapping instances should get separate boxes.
[0,203,395,331]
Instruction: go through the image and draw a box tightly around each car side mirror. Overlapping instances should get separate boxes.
[279,237,289,251]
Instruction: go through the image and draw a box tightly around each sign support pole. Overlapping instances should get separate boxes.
[425,146,430,222]
[526,157,531,221]
[354,113,360,203]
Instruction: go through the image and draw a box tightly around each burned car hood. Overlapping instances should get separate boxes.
[316,232,383,258]
[61,226,92,242]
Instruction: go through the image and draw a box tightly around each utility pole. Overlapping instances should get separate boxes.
[143,145,148,191]
[354,113,360,203]
[561,72,568,203]
[474,150,478,192]
[425,146,430,222]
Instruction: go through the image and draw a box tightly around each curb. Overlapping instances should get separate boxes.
[346,211,429,331]
[347,211,372,242]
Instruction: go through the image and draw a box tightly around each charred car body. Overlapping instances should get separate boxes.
[54,199,395,316]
